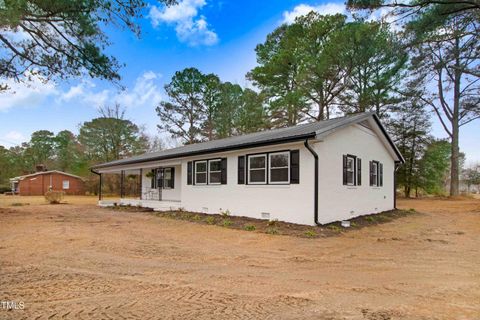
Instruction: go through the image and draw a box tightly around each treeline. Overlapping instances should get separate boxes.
[0,105,151,192]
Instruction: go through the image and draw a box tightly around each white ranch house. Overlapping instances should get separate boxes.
[92,112,404,226]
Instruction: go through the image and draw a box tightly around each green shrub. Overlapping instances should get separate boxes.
[192,214,201,221]
[222,219,233,227]
[244,224,256,231]
[304,230,317,238]
[221,209,231,217]
[266,227,279,235]
[45,191,65,204]
[205,216,216,225]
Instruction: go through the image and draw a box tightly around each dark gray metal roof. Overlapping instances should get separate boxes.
[92,112,402,169]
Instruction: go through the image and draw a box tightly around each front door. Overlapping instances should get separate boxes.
[157,169,164,201]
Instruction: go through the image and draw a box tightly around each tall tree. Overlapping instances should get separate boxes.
[215,82,243,139]
[235,88,267,134]
[23,130,55,169]
[247,24,308,127]
[0,0,175,89]
[156,68,208,144]
[54,130,83,173]
[407,8,480,195]
[0,146,11,189]
[389,99,431,197]
[200,74,222,141]
[337,21,407,118]
[418,140,452,195]
[295,13,348,121]
[79,104,148,162]
[348,0,480,196]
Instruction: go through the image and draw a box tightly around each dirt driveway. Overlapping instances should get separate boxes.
[0,198,479,319]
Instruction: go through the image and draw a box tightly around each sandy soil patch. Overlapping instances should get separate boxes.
[0,198,479,319]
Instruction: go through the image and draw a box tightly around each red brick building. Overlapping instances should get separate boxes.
[10,171,85,196]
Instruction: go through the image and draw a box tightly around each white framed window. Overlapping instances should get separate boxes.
[346,156,355,185]
[248,154,267,184]
[268,151,290,184]
[371,161,378,187]
[208,159,222,184]
[62,180,70,190]
[163,168,173,189]
[195,161,207,185]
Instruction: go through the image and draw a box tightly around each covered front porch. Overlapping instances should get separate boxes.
[94,160,183,212]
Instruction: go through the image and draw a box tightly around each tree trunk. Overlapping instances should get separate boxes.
[450,36,461,196]
[450,125,460,196]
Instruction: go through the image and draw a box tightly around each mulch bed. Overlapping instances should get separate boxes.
[109,204,417,238]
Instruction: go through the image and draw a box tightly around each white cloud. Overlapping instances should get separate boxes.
[115,71,163,108]
[1,71,162,113]
[5,131,26,143]
[149,0,218,46]
[0,74,57,112]
[56,71,163,109]
[282,3,346,24]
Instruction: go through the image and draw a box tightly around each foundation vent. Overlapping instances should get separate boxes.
[261,212,270,219]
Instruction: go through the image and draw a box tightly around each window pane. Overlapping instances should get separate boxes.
[249,156,265,169]
[250,169,265,183]
[347,158,354,171]
[270,153,288,168]
[209,160,221,172]
[164,168,171,179]
[209,172,221,183]
[196,172,207,184]
[196,162,206,172]
[270,168,288,182]
[347,171,354,184]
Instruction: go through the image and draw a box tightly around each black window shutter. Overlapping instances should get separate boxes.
[238,156,245,184]
[170,167,175,188]
[150,169,155,188]
[369,161,373,186]
[187,162,192,185]
[379,163,383,187]
[357,158,362,186]
[221,158,227,184]
[342,155,347,185]
[290,150,300,184]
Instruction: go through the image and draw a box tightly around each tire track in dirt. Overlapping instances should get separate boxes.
[1,264,316,320]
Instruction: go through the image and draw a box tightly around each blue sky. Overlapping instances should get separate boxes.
[0,0,478,164]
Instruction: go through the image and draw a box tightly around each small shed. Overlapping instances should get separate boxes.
[10,171,85,196]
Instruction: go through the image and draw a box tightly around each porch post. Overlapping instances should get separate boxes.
[99,173,103,201]
[139,168,143,200]
[120,170,125,199]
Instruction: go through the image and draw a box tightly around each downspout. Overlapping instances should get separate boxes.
[90,169,102,201]
[304,138,320,226]
[394,161,401,209]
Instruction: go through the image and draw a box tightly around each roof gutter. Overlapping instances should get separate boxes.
[92,133,316,170]
[304,138,320,226]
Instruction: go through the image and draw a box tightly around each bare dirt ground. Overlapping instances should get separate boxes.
[0,197,479,319]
